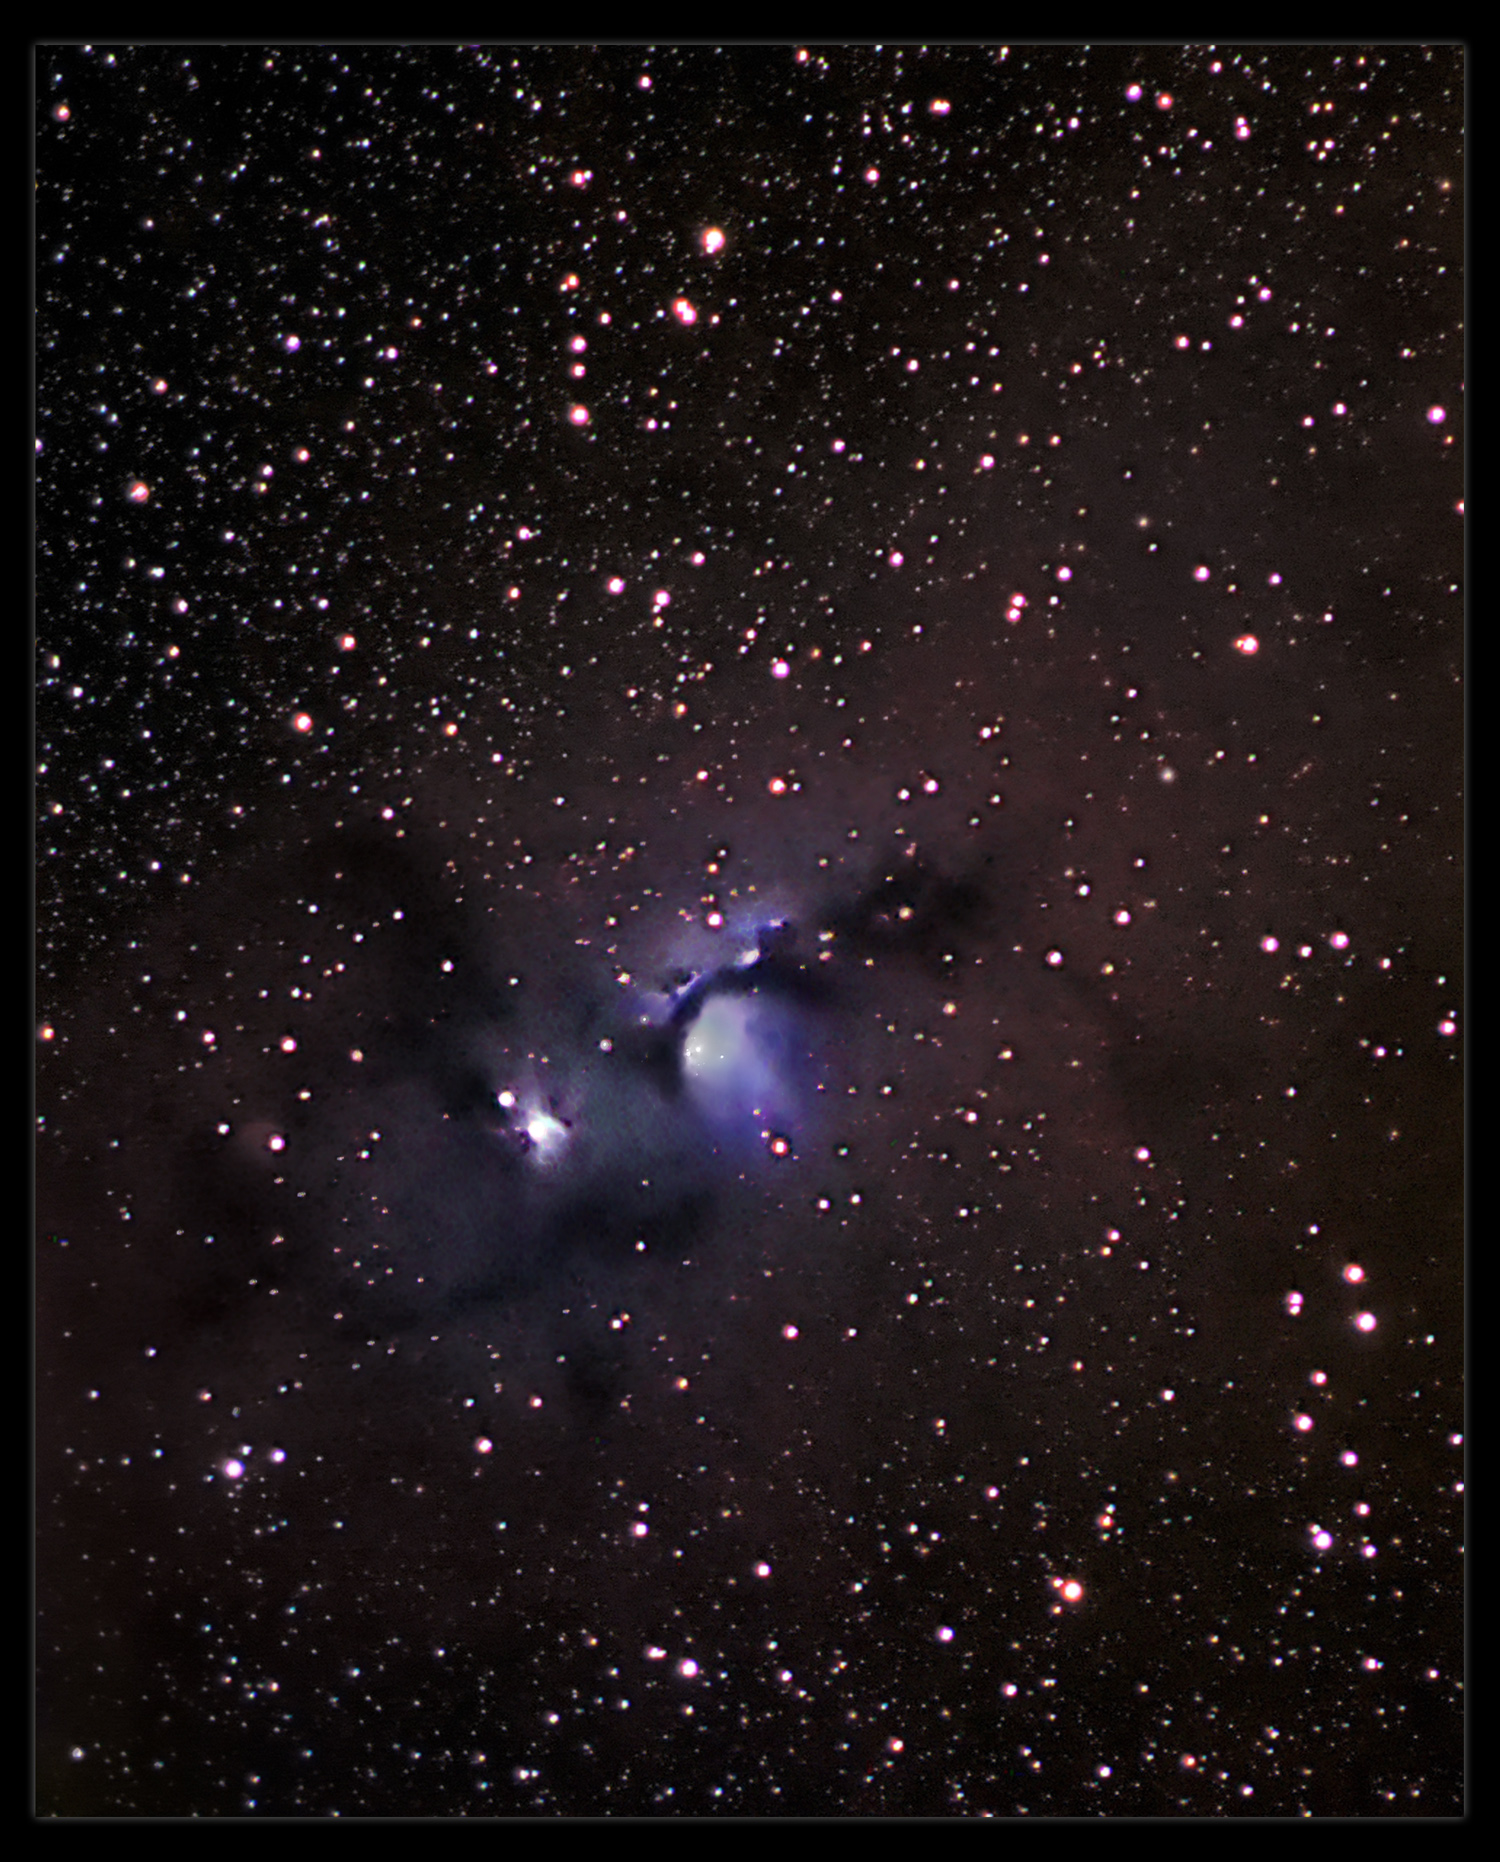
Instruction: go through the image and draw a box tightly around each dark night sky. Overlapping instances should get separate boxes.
[35,42,1464,1819]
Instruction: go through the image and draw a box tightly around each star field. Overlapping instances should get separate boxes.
[36,43,1464,1818]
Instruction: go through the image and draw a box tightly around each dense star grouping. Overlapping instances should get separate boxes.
[37,44,1462,1818]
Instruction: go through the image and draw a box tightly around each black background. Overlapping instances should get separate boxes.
[37,42,1463,1818]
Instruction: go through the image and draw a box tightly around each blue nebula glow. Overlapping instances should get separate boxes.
[683,996,768,1101]
[681,989,800,1130]
[523,1109,569,1158]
